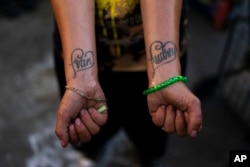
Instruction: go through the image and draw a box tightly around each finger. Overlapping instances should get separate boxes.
[163,105,176,133]
[88,107,108,126]
[55,106,71,148]
[80,109,100,135]
[69,124,80,145]
[175,110,188,137]
[187,98,203,137]
[184,112,189,123]
[151,105,166,127]
[74,118,92,142]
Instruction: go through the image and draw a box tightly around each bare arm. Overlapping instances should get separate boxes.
[141,0,202,137]
[141,0,182,83]
[51,0,97,83]
[51,0,107,147]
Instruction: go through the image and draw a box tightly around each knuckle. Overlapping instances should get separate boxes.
[189,96,201,107]
[59,105,71,117]
[55,128,63,138]
[189,97,202,117]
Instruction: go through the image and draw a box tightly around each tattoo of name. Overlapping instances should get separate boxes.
[149,41,177,77]
[70,48,94,78]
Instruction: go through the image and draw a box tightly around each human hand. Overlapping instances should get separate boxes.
[147,82,202,137]
[55,81,108,147]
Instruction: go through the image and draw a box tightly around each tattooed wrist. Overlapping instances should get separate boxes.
[149,41,177,78]
[70,48,95,78]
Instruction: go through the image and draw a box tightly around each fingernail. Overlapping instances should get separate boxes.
[190,130,197,137]
[75,118,81,125]
[69,124,74,131]
[81,109,86,115]
[177,110,182,116]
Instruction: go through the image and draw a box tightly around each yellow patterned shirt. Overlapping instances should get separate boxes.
[95,0,146,71]
[95,0,187,72]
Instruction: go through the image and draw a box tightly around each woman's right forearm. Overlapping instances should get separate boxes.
[51,0,98,86]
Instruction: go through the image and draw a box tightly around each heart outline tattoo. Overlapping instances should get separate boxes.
[149,41,177,78]
[70,48,95,78]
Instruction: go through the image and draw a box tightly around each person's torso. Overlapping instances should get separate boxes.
[95,0,146,71]
[54,1,187,72]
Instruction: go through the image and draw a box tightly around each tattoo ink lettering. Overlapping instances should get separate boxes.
[149,41,177,77]
[70,48,94,78]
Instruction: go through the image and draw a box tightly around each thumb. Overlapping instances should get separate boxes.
[187,98,202,137]
[55,91,84,147]
[55,105,71,148]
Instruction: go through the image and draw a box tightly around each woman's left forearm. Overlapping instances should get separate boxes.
[141,0,183,87]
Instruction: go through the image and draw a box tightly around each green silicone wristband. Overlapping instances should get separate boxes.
[143,75,188,95]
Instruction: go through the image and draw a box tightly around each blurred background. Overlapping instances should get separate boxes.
[0,0,249,167]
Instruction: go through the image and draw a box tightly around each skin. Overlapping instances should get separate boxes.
[141,0,202,137]
[51,0,203,148]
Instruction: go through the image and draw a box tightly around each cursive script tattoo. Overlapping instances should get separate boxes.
[70,48,94,78]
[149,41,177,77]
